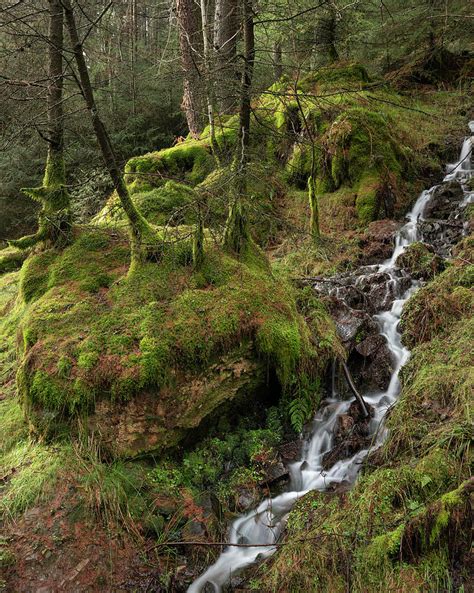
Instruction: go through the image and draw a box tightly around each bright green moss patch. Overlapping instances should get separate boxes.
[19,249,56,303]
[125,140,214,193]
[96,181,198,227]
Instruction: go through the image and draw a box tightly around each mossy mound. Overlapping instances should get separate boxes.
[124,140,215,194]
[301,62,371,89]
[255,246,473,592]
[400,255,473,348]
[395,241,445,280]
[11,227,337,456]
[0,246,29,275]
[94,180,198,227]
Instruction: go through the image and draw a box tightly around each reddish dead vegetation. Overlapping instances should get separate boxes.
[2,478,181,593]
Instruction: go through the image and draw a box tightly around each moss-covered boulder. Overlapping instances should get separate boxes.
[94,180,198,227]
[11,227,337,457]
[0,246,29,275]
[395,241,445,280]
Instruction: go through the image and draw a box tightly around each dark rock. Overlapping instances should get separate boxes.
[359,219,401,264]
[322,401,374,470]
[423,181,463,219]
[259,461,288,486]
[278,440,302,464]
[235,488,260,512]
[329,302,378,347]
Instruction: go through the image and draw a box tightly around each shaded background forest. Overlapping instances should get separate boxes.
[1,0,472,240]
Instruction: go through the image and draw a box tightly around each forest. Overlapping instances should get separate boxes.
[0,0,472,591]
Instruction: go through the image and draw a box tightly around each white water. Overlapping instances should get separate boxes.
[188,125,474,593]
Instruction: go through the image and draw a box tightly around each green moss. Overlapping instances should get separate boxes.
[355,173,380,223]
[0,246,29,275]
[401,260,474,348]
[396,242,445,279]
[19,249,56,303]
[125,140,214,192]
[10,224,334,451]
[302,63,371,89]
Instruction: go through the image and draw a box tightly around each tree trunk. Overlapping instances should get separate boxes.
[200,0,220,161]
[223,0,254,253]
[213,0,239,111]
[62,0,157,266]
[11,0,71,249]
[272,40,283,81]
[237,0,254,160]
[175,0,205,138]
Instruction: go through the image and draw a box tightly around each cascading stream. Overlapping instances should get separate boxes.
[188,125,473,593]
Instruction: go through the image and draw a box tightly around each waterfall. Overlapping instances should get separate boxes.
[188,123,474,593]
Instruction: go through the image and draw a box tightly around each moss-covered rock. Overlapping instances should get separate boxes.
[0,246,29,275]
[395,241,445,280]
[95,180,198,227]
[11,226,338,456]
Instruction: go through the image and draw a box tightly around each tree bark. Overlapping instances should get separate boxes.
[272,40,283,81]
[213,0,239,111]
[11,0,71,249]
[223,0,254,253]
[175,0,205,138]
[62,0,157,265]
[237,0,254,161]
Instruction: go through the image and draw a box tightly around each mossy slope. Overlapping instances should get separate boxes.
[93,62,468,247]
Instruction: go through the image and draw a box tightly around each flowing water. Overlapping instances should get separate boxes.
[188,125,473,593]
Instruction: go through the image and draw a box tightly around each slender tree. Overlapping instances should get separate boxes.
[223,0,254,253]
[62,0,158,267]
[10,0,71,249]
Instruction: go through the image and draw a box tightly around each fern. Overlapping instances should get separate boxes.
[287,374,322,433]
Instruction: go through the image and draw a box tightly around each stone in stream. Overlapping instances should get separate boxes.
[358,219,402,264]
[423,180,463,219]
[321,400,375,470]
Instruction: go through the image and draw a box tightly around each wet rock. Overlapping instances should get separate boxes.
[321,401,374,470]
[354,335,394,390]
[278,440,302,464]
[359,219,402,264]
[259,461,289,486]
[235,488,260,512]
[423,181,463,219]
[329,302,376,347]
[314,266,410,315]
